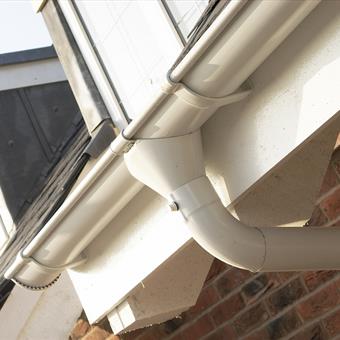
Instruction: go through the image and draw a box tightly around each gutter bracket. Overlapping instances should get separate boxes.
[19,250,87,272]
[175,80,252,110]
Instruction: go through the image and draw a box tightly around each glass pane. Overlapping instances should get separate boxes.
[165,0,209,39]
[75,0,182,119]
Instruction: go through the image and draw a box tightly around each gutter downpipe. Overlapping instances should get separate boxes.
[5,0,323,288]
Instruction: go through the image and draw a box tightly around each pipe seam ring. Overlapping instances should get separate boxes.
[254,227,267,272]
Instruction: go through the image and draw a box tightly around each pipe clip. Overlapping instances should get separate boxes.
[118,129,136,155]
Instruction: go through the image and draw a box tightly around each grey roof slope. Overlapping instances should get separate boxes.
[0,45,57,66]
[0,120,89,280]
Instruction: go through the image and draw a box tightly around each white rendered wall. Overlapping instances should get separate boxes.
[0,274,82,340]
[203,0,340,207]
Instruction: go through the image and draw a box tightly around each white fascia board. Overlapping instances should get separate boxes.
[68,187,193,323]
[0,58,66,91]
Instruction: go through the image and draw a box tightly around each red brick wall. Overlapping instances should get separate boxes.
[70,144,340,340]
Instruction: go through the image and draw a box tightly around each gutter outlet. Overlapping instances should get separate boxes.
[125,130,340,272]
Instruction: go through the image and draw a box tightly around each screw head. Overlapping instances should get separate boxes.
[168,201,179,212]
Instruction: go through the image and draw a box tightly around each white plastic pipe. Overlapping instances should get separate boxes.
[173,176,340,272]
[126,130,340,272]
[5,0,321,286]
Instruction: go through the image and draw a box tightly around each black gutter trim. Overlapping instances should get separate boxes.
[0,46,57,67]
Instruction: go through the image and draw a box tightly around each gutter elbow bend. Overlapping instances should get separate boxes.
[172,176,340,272]
[171,176,266,272]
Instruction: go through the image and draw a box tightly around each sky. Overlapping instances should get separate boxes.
[0,0,51,54]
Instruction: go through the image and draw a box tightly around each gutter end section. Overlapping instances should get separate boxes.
[5,253,61,290]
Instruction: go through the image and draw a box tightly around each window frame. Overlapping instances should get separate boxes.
[58,0,192,127]
[58,0,129,129]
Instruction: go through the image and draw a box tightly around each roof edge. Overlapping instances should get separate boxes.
[0,46,57,67]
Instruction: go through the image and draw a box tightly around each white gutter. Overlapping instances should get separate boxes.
[5,0,322,288]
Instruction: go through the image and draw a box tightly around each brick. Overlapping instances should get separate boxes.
[323,309,340,337]
[120,328,145,340]
[187,285,219,318]
[328,217,340,227]
[205,259,229,284]
[318,164,339,197]
[266,310,302,340]
[180,315,214,340]
[297,283,340,321]
[161,316,188,335]
[210,293,245,326]
[70,319,90,340]
[319,185,340,220]
[96,317,113,334]
[205,325,237,340]
[243,328,270,340]
[233,303,268,336]
[335,135,340,149]
[277,272,298,283]
[82,326,111,340]
[242,273,280,304]
[306,206,328,226]
[288,323,328,340]
[215,267,252,298]
[106,336,120,340]
[138,327,167,340]
[332,146,340,177]
[266,278,306,315]
[303,271,337,292]
[167,334,184,340]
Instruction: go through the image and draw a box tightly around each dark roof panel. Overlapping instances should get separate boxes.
[0,46,57,66]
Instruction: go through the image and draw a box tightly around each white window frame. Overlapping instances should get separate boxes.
[58,0,129,130]
[58,0,189,128]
